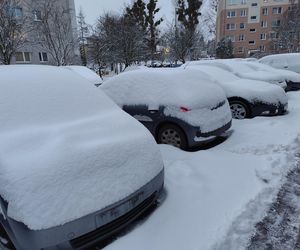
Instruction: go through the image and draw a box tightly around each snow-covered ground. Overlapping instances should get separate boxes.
[105,91,300,250]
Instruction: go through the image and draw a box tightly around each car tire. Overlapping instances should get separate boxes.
[229,100,250,119]
[157,124,188,150]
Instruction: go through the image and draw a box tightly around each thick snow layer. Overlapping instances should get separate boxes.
[105,90,300,250]
[0,65,163,230]
[187,59,287,87]
[245,61,300,83]
[164,102,232,133]
[259,53,300,74]
[101,68,231,129]
[65,66,103,85]
[101,68,226,110]
[184,65,288,105]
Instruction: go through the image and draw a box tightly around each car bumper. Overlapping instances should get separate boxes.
[187,120,232,147]
[286,81,300,92]
[251,102,288,117]
[0,169,164,250]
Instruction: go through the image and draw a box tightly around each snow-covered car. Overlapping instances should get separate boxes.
[66,65,103,86]
[183,65,288,119]
[258,54,300,91]
[188,59,287,90]
[0,65,164,250]
[101,68,232,150]
[259,53,300,74]
[241,61,300,92]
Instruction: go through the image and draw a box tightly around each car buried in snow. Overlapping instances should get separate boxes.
[182,64,289,119]
[100,68,232,150]
[0,65,164,250]
[188,59,288,90]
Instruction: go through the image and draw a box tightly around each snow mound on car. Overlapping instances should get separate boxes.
[65,65,103,85]
[101,68,226,110]
[0,65,163,230]
[184,65,288,105]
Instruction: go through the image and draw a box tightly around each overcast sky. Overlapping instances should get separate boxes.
[74,0,175,26]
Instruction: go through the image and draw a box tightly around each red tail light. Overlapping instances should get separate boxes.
[180,107,190,112]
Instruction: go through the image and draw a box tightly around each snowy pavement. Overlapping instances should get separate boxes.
[105,91,300,250]
[248,154,300,250]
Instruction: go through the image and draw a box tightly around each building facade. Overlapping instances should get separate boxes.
[216,0,299,57]
[10,0,78,65]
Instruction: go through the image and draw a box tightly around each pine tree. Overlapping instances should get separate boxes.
[216,38,233,59]
[77,7,89,66]
[126,0,163,63]
[176,0,202,60]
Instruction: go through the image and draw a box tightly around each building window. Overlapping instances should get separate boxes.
[238,47,245,53]
[250,16,257,20]
[227,11,236,18]
[226,35,235,42]
[240,9,247,16]
[226,23,236,30]
[239,34,245,41]
[251,3,258,6]
[261,20,267,28]
[262,8,268,15]
[241,0,247,4]
[10,7,23,19]
[33,10,42,21]
[249,40,255,45]
[260,33,267,40]
[228,0,238,5]
[15,52,31,62]
[272,7,282,14]
[250,28,256,32]
[270,32,279,39]
[39,52,48,62]
[272,20,281,27]
[240,23,245,29]
[259,45,266,52]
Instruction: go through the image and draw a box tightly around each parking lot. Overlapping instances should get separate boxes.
[104,90,300,250]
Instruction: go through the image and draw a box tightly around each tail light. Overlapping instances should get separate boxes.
[180,107,190,112]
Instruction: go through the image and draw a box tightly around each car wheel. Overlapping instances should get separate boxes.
[157,124,187,149]
[230,101,250,119]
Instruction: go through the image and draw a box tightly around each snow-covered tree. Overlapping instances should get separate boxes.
[216,38,233,59]
[126,0,163,63]
[271,0,300,53]
[0,0,28,64]
[77,7,89,66]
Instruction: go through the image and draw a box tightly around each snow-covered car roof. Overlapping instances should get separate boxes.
[101,68,227,110]
[184,65,288,105]
[65,65,103,86]
[187,59,286,86]
[245,61,300,83]
[0,65,163,230]
[259,53,300,64]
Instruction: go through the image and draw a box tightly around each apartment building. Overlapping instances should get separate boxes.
[216,0,298,57]
[9,0,78,65]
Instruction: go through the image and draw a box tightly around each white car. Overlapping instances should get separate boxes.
[66,65,103,86]
[101,68,232,149]
[259,54,300,91]
[183,64,288,119]
[259,53,300,74]
[187,59,287,90]
[0,65,164,250]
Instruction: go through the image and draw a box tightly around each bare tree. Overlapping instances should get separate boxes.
[271,0,300,53]
[0,0,28,64]
[32,0,77,65]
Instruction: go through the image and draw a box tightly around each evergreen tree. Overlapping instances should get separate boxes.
[77,8,89,66]
[126,0,163,62]
[176,0,202,60]
[216,38,233,59]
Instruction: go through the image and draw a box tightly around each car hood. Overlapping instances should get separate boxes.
[219,78,288,105]
[0,65,163,230]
